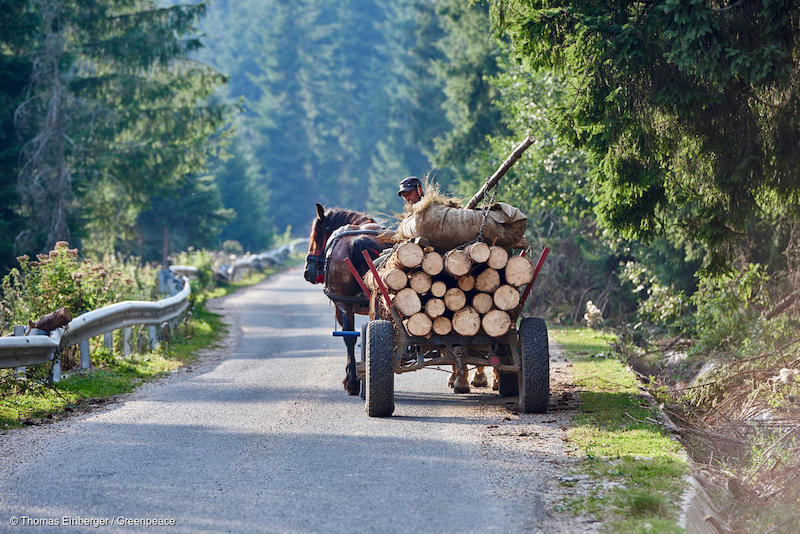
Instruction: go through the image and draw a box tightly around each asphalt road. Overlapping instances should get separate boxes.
[0,269,582,534]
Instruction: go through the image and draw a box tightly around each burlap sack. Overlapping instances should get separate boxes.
[397,202,526,250]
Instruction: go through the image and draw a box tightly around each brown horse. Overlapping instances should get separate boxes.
[303,203,388,395]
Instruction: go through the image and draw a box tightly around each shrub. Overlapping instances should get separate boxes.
[0,242,138,335]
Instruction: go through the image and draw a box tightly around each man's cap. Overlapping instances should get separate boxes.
[398,176,422,196]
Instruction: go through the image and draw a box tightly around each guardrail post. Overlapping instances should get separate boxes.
[148,326,158,351]
[104,332,113,349]
[80,339,90,369]
[123,327,132,356]
[30,327,60,382]
[13,325,26,374]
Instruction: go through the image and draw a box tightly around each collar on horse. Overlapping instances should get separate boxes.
[307,225,385,306]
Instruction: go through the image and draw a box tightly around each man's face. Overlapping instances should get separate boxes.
[401,186,422,205]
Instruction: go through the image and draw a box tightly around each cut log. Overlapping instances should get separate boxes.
[430,280,447,298]
[425,298,446,319]
[394,287,422,317]
[444,287,467,311]
[425,298,446,318]
[475,268,500,293]
[505,256,534,286]
[452,307,481,336]
[409,271,432,294]
[404,312,432,337]
[383,268,408,291]
[396,241,424,269]
[444,249,471,278]
[472,292,494,314]
[493,284,521,311]
[465,242,490,264]
[457,274,475,292]
[482,310,511,337]
[432,316,452,335]
[421,251,444,276]
[487,246,509,270]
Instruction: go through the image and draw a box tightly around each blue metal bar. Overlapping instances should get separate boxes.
[332,331,360,338]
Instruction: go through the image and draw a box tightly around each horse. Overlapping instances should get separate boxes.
[303,203,388,395]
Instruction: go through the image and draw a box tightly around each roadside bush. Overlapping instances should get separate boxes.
[690,263,770,356]
[0,242,137,335]
[621,261,692,331]
[172,247,215,293]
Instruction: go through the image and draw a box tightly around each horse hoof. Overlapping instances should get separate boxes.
[471,374,488,388]
[492,380,499,391]
[453,376,470,394]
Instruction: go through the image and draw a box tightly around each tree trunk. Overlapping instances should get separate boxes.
[383,268,408,291]
[444,249,471,277]
[482,310,511,337]
[505,256,534,286]
[472,292,494,314]
[404,312,432,337]
[465,242,490,264]
[432,316,452,335]
[475,268,500,293]
[394,287,422,317]
[487,246,509,270]
[425,298,446,318]
[395,241,424,269]
[452,307,481,336]
[444,287,467,311]
[421,251,444,276]
[493,284,521,311]
[457,274,475,292]
[430,280,447,298]
[409,270,432,294]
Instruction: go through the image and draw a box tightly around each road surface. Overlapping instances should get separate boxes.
[0,269,592,533]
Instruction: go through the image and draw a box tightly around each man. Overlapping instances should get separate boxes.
[398,176,424,205]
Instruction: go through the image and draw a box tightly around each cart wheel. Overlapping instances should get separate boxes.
[365,320,394,417]
[519,317,549,413]
[359,323,367,400]
[497,371,519,397]
[496,344,518,397]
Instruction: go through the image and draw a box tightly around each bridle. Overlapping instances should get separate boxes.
[305,225,385,287]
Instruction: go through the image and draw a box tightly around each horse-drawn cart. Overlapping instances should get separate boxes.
[354,247,550,418]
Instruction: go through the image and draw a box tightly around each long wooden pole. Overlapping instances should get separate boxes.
[465,135,535,210]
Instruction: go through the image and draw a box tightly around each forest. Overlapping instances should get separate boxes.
[2,0,800,529]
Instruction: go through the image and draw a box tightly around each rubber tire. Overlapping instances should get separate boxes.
[496,344,518,397]
[497,371,519,397]
[359,323,367,400]
[519,317,549,413]
[365,320,395,417]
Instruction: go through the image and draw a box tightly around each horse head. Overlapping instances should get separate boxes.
[304,203,328,284]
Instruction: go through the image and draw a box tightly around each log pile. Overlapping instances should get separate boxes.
[366,240,533,338]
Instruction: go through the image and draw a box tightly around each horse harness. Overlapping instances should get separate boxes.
[307,225,386,306]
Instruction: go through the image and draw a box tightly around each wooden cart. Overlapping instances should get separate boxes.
[352,248,550,418]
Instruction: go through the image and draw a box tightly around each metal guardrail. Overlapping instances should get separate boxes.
[0,240,306,377]
[0,274,190,377]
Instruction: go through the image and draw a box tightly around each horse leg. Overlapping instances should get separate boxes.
[492,367,499,390]
[471,365,489,387]
[448,365,457,388]
[340,306,360,396]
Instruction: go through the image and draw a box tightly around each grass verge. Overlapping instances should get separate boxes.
[0,268,276,431]
[551,327,688,533]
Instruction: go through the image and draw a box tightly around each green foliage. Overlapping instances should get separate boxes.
[622,261,691,329]
[691,263,770,355]
[494,0,800,271]
[0,242,144,334]
[5,0,232,264]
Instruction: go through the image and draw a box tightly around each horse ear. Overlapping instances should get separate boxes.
[316,203,325,220]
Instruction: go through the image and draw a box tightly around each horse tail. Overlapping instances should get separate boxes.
[349,236,383,275]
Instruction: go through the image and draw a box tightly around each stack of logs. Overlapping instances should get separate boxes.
[365,241,534,338]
